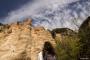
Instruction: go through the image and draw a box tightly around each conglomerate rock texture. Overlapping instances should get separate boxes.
[0,18,56,60]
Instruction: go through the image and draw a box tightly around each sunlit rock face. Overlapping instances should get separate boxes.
[31,26,56,60]
[0,18,56,60]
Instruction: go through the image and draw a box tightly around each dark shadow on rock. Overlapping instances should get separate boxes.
[43,41,56,60]
[78,16,90,60]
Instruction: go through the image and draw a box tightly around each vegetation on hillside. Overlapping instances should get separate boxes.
[53,17,90,60]
[55,34,80,60]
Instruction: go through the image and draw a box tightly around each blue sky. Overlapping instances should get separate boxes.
[0,0,90,31]
[0,0,31,18]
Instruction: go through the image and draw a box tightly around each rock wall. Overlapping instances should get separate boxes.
[0,18,56,60]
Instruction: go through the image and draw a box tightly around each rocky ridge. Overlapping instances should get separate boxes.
[0,18,56,60]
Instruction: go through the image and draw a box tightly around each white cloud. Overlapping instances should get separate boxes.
[2,0,90,31]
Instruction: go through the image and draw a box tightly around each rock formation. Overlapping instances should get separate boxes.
[0,18,56,60]
[79,16,90,59]
[51,28,77,41]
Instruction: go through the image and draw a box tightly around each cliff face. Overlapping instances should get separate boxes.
[0,18,56,60]
[0,17,89,60]
[79,17,90,58]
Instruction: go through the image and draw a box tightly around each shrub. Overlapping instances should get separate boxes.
[55,35,80,60]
